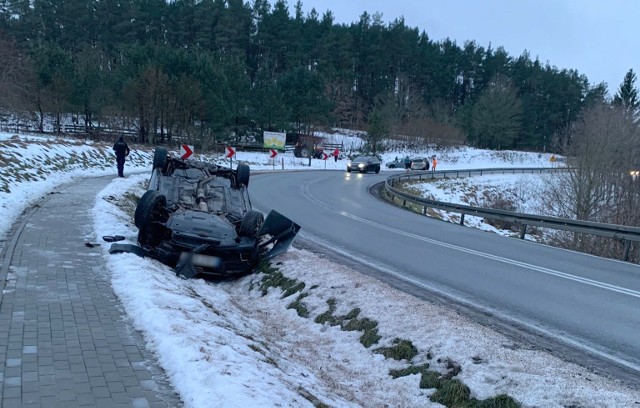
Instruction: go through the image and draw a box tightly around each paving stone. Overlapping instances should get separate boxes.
[4,376,21,386]
[1,398,22,408]
[0,177,180,407]
[3,386,21,398]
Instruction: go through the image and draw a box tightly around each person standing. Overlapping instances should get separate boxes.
[333,147,339,162]
[113,136,130,177]
[404,156,411,172]
[431,156,437,172]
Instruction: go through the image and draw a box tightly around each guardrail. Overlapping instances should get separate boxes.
[384,167,640,262]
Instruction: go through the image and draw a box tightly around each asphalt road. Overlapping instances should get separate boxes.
[249,170,640,380]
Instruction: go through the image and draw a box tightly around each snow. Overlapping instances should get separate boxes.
[1,130,639,407]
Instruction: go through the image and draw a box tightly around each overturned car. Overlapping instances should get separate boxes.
[110,147,300,279]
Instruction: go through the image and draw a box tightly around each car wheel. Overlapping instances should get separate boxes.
[236,163,250,188]
[153,147,168,172]
[135,190,167,229]
[347,168,351,172]
[375,166,380,174]
[388,164,396,169]
[239,210,264,238]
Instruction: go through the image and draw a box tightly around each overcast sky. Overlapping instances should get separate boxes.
[281,0,639,95]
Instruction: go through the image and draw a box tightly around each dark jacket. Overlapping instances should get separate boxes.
[113,138,130,158]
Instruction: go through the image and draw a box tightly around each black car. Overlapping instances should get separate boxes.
[110,147,300,279]
[347,155,381,174]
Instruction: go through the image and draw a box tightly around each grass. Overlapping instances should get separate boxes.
[259,267,305,298]
[389,363,430,379]
[313,300,382,348]
[258,265,521,406]
[374,338,418,361]
[430,379,471,406]
[287,292,310,318]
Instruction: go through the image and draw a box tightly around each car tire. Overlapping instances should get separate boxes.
[135,190,167,229]
[375,166,380,174]
[153,147,168,172]
[347,168,351,172]
[236,163,250,188]
[388,164,396,169]
[239,210,264,238]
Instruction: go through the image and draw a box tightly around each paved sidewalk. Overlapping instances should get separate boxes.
[0,176,181,407]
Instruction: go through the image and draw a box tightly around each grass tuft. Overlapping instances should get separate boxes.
[429,379,470,406]
[419,370,442,389]
[374,338,418,361]
[313,300,381,347]
[287,293,310,318]
[389,364,430,379]
[259,269,304,298]
[475,394,521,408]
[314,298,337,325]
[359,326,381,348]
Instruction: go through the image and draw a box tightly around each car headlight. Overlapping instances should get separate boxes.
[347,161,352,167]
[358,163,365,168]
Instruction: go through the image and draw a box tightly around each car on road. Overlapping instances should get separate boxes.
[347,155,381,173]
[385,158,406,169]
[110,147,300,279]
[410,158,430,171]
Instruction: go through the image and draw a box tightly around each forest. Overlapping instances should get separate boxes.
[1,0,640,258]
[0,0,637,153]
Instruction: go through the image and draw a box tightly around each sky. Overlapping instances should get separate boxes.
[282,0,640,95]
[2,131,640,406]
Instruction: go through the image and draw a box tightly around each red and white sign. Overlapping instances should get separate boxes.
[322,152,329,160]
[269,148,278,158]
[180,144,194,160]
[225,146,236,158]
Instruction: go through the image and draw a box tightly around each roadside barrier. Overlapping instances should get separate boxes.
[384,167,640,261]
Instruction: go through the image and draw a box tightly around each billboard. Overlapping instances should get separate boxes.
[263,131,286,151]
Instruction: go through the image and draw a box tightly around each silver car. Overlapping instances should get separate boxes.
[410,158,430,170]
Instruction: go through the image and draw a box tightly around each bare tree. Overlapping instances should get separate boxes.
[542,103,640,259]
[0,32,32,110]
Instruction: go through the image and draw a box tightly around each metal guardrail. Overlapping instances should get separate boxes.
[384,167,640,261]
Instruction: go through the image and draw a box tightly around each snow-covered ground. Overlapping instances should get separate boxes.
[2,131,639,407]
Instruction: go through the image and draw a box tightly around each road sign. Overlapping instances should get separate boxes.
[269,148,277,158]
[180,144,194,160]
[225,146,236,158]
[322,152,329,160]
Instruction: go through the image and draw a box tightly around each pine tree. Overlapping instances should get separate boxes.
[613,69,639,116]
[470,74,522,149]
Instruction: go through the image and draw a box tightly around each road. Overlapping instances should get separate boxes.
[248,170,640,381]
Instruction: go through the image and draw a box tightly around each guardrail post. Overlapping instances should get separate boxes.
[423,206,427,215]
[623,240,631,261]
[519,224,527,239]
[460,213,465,225]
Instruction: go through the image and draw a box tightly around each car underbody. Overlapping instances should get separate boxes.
[110,147,300,279]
